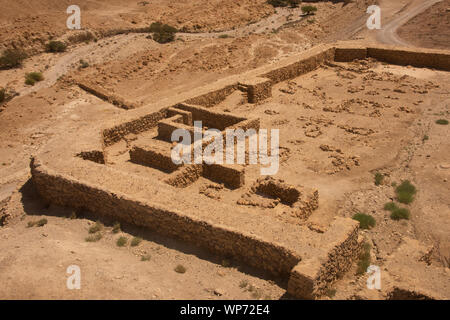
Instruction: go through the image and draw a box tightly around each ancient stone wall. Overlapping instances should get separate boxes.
[262,47,335,83]
[76,150,105,164]
[31,159,301,277]
[102,109,167,146]
[287,218,361,299]
[367,47,450,71]
[185,84,238,107]
[203,163,245,189]
[78,81,138,110]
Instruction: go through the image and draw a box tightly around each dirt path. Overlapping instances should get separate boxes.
[376,0,443,46]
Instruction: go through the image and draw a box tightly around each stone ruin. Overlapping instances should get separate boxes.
[31,42,450,299]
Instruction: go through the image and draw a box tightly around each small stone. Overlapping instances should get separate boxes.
[214,288,225,296]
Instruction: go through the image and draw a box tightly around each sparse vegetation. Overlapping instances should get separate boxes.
[422,134,429,142]
[85,232,102,242]
[88,221,103,234]
[131,237,142,247]
[0,49,27,69]
[435,119,449,125]
[112,222,121,233]
[68,31,95,44]
[352,212,376,230]
[79,59,89,69]
[27,218,48,228]
[390,207,410,221]
[384,202,410,221]
[395,180,416,204]
[148,22,177,44]
[141,254,151,261]
[384,202,397,211]
[45,40,67,53]
[174,264,187,274]
[302,5,318,15]
[356,243,371,275]
[116,236,128,247]
[239,280,249,289]
[25,72,44,86]
[374,172,384,186]
[325,288,337,298]
[219,34,230,39]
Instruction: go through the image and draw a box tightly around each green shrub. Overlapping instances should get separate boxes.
[395,180,416,204]
[112,222,121,234]
[384,202,397,211]
[141,254,151,261]
[356,243,371,275]
[174,264,187,274]
[384,202,410,220]
[436,119,449,125]
[116,236,128,247]
[148,22,177,44]
[219,34,230,39]
[85,233,102,242]
[45,41,67,53]
[239,280,249,289]
[302,5,318,15]
[25,72,44,86]
[390,207,410,220]
[0,49,27,69]
[68,31,95,44]
[131,237,142,247]
[352,213,376,230]
[27,218,48,228]
[149,22,178,34]
[374,172,384,186]
[152,31,175,44]
[88,222,103,234]
[79,59,89,69]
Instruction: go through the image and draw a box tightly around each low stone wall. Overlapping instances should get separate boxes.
[287,218,361,299]
[254,177,301,205]
[130,145,181,173]
[203,163,245,189]
[240,77,273,103]
[334,47,368,62]
[102,109,167,146]
[167,107,193,125]
[30,158,300,277]
[78,82,138,110]
[157,115,194,142]
[76,150,105,164]
[262,47,335,84]
[367,47,450,71]
[164,164,203,188]
[185,84,238,108]
[176,103,246,131]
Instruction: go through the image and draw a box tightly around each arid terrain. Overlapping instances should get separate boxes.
[0,0,449,300]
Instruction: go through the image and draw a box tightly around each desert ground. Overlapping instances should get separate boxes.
[0,0,449,300]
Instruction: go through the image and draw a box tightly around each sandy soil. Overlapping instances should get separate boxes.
[0,0,449,300]
[398,0,450,49]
